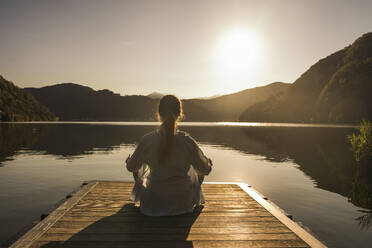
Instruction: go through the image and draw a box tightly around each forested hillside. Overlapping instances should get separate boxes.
[26,83,157,121]
[240,32,372,123]
[183,82,290,121]
[0,76,56,121]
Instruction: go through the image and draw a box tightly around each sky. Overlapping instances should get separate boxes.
[1,0,371,98]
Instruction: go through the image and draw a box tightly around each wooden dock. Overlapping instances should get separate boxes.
[10,181,326,248]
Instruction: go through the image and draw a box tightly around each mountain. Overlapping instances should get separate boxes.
[240,32,372,123]
[26,83,157,121]
[25,82,289,122]
[183,82,290,121]
[146,92,164,99]
[0,76,56,121]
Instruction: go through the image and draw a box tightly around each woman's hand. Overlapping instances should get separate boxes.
[208,158,213,166]
[124,154,130,166]
[125,154,131,164]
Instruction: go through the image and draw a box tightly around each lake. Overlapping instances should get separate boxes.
[0,122,371,247]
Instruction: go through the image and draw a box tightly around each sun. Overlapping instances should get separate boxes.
[217,29,261,80]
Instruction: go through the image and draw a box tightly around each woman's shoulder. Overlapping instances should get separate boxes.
[140,131,159,144]
[176,130,190,138]
[176,131,197,145]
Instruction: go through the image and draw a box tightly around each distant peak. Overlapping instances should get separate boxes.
[268,81,290,85]
[192,94,222,100]
[146,92,164,99]
[28,82,94,91]
[51,82,90,88]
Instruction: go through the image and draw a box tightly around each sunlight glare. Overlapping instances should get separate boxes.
[217,29,261,81]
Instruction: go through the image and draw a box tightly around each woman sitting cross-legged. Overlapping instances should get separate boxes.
[126,95,212,216]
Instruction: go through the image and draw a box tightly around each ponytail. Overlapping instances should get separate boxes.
[157,95,182,163]
[158,113,176,163]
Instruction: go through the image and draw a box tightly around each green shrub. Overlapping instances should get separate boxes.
[349,120,372,162]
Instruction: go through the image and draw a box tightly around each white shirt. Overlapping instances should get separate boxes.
[126,130,212,216]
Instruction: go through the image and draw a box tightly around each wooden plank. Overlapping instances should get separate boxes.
[75,198,260,204]
[54,220,286,228]
[74,202,264,209]
[92,181,240,188]
[87,191,246,196]
[70,206,266,212]
[81,195,255,200]
[85,193,250,197]
[64,212,275,218]
[93,187,243,191]
[69,206,269,212]
[60,215,279,223]
[38,232,302,241]
[30,240,310,248]
[46,226,293,234]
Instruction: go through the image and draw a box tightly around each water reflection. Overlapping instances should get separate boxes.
[0,124,154,161]
[1,123,369,211]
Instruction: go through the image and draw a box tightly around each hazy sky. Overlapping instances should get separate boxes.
[1,0,371,98]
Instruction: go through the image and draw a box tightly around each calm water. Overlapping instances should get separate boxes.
[0,122,371,247]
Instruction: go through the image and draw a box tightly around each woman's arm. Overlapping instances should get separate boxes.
[185,135,212,175]
[126,141,148,173]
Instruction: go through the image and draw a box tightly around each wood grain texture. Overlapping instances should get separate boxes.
[29,240,311,248]
[11,181,326,248]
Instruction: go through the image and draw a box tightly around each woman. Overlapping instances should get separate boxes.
[126,95,212,216]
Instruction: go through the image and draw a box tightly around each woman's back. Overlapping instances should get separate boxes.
[131,131,209,178]
[126,130,212,216]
